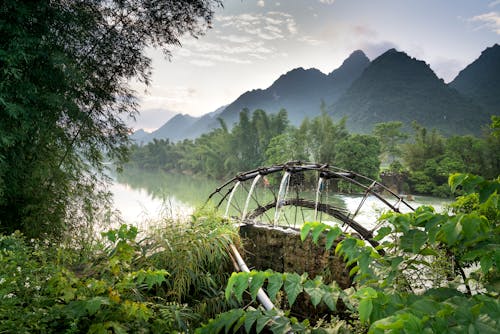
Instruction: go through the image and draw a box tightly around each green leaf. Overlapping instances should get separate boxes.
[284,273,303,306]
[270,316,291,334]
[300,222,314,241]
[249,271,267,301]
[374,226,392,241]
[311,223,327,244]
[480,255,493,274]
[304,280,324,307]
[256,313,272,333]
[400,229,427,253]
[233,273,249,303]
[244,310,260,333]
[85,297,109,315]
[439,219,462,246]
[321,285,339,311]
[325,227,342,250]
[224,309,245,334]
[225,272,238,300]
[267,272,284,302]
[358,298,373,324]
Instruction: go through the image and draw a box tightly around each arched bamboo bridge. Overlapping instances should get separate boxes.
[206,161,415,248]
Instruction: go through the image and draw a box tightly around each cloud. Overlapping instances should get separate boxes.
[257,0,265,7]
[319,0,335,4]
[470,12,500,34]
[217,12,298,39]
[298,35,324,46]
[489,0,500,7]
[358,41,399,59]
[173,11,299,66]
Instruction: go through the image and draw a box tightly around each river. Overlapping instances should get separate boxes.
[111,168,452,230]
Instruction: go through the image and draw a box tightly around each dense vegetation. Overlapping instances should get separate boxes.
[0,213,240,332]
[127,109,500,197]
[0,0,221,239]
[199,174,499,333]
[2,175,498,333]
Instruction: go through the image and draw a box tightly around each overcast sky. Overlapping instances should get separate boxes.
[131,0,500,131]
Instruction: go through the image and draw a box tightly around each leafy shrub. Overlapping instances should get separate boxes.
[0,212,240,333]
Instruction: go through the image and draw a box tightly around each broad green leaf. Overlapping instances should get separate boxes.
[311,223,327,244]
[224,309,245,334]
[439,220,462,246]
[267,273,284,302]
[270,316,291,334]
[374,226,392,241]
[358,298,373,324]
[225,272,239,300]
[356,287,378,299]
[400,229,427,253]
[284,273,303,306]
[244,310,260,333]
[325,227,342,250]
[249,271,267,301]
[300,222,314,241]
[303,279,323,307]
[233,273,249,303]
[480,254,493,274]
[85,297,109,315]
[256,313,272,333]
[321,285,339,311]
[419,247,438,256]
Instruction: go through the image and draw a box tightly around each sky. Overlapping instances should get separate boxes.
[131,0,500,131]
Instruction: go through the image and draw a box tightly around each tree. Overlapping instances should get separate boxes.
[335,134,381,180]
[0,0,221,238]
[372,121,407,165]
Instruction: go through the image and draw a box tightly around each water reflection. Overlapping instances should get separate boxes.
[113,168,452,229]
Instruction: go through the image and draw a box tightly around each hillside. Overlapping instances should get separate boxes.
[332,49,488,135]
[217,50,370,126]
[135,45,499,142]
[450,43,500,115]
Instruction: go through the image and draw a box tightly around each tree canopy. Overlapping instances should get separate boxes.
[0,0,221,238]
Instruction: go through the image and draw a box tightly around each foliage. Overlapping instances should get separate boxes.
[0,212,239,332]
[373,121,407,165]
[0,0,220,238]
[401,119,500,197]
[197,174,500,333]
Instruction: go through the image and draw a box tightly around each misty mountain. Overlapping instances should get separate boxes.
[449,43,500,115]
[138,45,498,143]
[217,50,370,126]
[130,129,149,143]
[332,49,489,135]
[132,105,226,143]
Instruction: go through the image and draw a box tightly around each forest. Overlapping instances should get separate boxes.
[127,108,500,197]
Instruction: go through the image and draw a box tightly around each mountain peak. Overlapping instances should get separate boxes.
[269,67,327,92]
[450,43,500,113]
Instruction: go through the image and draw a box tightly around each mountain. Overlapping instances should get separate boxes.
[217,50,370,126]
[450,43,500,115]
[133,105,227,143]
[332,49,488,135]
[130,129,149,143]
[137,113,197,143]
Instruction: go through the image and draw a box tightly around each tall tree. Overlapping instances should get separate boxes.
[0,0,221,238]
[373,121,408,165]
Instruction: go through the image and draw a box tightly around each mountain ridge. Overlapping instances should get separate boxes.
[134,45,498,142]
